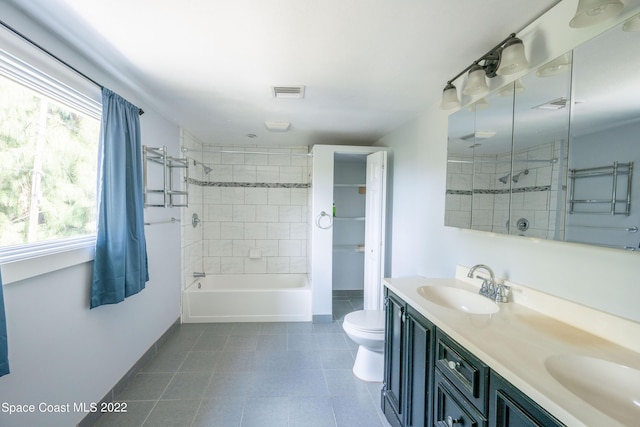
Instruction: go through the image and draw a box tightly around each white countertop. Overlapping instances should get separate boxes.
[383,270,640,427]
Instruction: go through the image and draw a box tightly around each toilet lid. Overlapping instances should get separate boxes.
[344,310,385,333]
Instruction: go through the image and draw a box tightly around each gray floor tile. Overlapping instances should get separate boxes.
[142,399,200,427]
[178,351,220,372]
[141,349,188,373]
[116,373,174,401]
[193,333,228,351]
[225,334,259,351]
[214,351,254,372]
[193,397,244,427]
[289,396,337,427]
[200,323,235,335]
[332,394,384,427]
[253,350,290,371]
[93,401,155,427]
[288,333,319,351]
[159,333,199,353]
[232,322,262,335]
[324,369,371,397]
[160,372,212,400]
[312,322,344,334]
[287,350,323,370]
[249,371,290,397]
[315,333,348,350]
[241,397,288,427]
[205,371,252,397]
[260,322,288,334]
[288,369,330,397]
[320,350,356,370]
[286,322,314,334]
[256,334,287,352]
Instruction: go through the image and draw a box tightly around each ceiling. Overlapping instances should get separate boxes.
[7,0,561,147]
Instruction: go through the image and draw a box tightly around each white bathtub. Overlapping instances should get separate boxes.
[182,274,311,323]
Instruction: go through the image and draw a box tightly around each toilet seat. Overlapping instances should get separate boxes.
[343,310,385,333]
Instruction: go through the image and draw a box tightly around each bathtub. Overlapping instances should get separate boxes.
[182,274,311,323]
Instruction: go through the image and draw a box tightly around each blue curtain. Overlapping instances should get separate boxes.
[91,88,148,309]
[0,269,9,377]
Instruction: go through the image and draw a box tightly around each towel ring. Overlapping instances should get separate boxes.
[315,211,333,229]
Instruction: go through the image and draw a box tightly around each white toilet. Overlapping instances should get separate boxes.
[342,309,386,382]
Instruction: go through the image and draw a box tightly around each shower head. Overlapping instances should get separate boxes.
[512,169,529,183]
[498,173,510,184]
[193,159,212,175]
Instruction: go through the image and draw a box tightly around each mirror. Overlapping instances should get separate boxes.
[445,22,640,252]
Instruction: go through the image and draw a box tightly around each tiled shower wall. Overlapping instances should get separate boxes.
[445,141,564,238]
[181,131,310,283]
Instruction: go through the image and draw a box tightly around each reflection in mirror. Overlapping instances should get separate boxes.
[445,104,474,229]
[566,25,640,251]
[510,53,571,239]
[472,90,514,233]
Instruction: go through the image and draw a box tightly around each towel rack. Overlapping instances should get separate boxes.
[143,146,189,208]
[567,225,638,233]
[144,217,180,226]
[568,161,633,215]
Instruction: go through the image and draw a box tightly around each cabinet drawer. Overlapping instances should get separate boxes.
[435,330,489,414]
[434,370,487,427]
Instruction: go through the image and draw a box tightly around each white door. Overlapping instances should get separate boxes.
[364,151,387,311]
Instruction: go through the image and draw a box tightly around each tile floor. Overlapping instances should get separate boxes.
[93,293,391,427]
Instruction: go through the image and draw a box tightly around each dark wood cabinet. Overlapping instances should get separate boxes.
[382,289,564,427]
[382,290,435,427]
[489,372,564,427]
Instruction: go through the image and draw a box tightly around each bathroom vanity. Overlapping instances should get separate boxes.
[381,268,640,427]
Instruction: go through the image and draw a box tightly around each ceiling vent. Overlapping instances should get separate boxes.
[533,97,569,110]
[265,121,291,132]
[272,86,305,99]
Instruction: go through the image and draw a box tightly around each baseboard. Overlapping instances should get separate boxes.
[76,317,181,427]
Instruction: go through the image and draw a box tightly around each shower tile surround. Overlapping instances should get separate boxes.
[445,141,565,238]
[181,131,310,287]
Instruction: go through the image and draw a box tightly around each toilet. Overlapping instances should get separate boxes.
[342,309,385,382]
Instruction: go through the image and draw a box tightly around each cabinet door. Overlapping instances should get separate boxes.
[383,290,405,426]
[489,372,564,427]
[404,307,435,427]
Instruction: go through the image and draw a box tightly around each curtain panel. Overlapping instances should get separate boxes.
[0,269,8,377]
[90,88,148,308]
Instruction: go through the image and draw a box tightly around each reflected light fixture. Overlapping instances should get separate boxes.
[440,33,528,110]
[496,79,525,97]
[536,53,572,77]
[623,13,640,31]
[569,0,624,28]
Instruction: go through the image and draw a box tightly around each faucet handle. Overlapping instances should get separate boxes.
[494,283,511,303]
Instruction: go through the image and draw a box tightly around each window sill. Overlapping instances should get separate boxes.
[0,236,96,285]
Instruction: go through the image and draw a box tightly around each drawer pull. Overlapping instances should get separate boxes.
[447,416,461,427]
[447,360,461,371]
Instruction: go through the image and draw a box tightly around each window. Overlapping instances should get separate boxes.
[0,50,101,251]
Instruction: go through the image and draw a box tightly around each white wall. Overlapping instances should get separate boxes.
[380,97,640,324]
[0,4,183,426]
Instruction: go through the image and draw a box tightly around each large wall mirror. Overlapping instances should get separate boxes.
[446,21,640,251]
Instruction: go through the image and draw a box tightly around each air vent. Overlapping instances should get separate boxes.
[533,97,568,110]
[265,121,291,132]
[272,86,305,99]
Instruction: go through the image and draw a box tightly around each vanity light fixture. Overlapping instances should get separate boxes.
[536,53,572,77]
[622,13,640,31]
[439,33,529,110]
[569,0,624,28]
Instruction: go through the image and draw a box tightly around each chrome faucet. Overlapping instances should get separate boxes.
[467,264,496,299]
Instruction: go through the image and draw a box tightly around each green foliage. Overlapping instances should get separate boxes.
[0,77,100,246]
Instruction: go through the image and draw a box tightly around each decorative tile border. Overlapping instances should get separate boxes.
[189,178,310,188]
[446,185,551,196]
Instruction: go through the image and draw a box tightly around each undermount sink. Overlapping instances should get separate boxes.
[545,355,640,425]
[417,286,499,315]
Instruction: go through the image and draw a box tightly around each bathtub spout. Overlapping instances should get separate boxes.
[193,272,206,278]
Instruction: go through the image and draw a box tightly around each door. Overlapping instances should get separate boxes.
[364,150,387,310]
